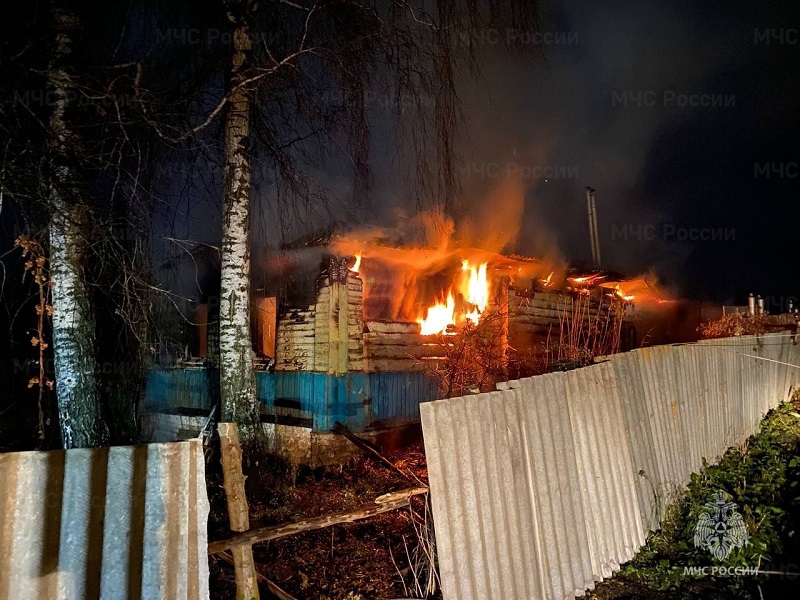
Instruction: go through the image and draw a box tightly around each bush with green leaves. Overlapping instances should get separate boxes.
[598,400,800,598]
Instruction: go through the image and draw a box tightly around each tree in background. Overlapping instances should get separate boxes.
[44,7,108,448]
[0,1,163,448]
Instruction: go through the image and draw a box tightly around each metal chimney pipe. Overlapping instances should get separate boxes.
[748,293,755,316]
[757,295,765,315]
[590,189,601,265]
[586,187,596,265]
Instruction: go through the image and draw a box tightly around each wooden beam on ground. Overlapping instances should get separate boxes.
[219,422,260,600]
[208,486,429,555]
[332,421,413,483]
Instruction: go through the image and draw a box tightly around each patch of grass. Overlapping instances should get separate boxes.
[587,394,800,599]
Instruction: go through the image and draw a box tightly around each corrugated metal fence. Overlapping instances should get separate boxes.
[0,439,209,600]
[421,334,800,600]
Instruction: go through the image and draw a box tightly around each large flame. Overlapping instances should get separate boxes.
[461,261,489,326]
[463,261,489,311]
[414,261,491,334]
[328,205,666,325]
[418,293,456,335]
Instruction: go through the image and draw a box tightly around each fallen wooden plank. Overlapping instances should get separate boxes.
[332,421,412,482]
[208,487,429,555]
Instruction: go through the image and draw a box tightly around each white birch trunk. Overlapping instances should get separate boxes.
[47,9,106,448]
[220,19,259,437]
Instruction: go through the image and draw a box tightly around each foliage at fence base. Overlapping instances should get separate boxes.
[587,397,800,599]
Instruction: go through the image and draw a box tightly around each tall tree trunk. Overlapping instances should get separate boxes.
[47,8,107,448]
[220,11,259,438]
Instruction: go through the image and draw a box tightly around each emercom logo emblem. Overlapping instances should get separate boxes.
[693,491,749,561]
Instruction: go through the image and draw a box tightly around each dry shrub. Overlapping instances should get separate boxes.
[425,306,509,398]
[697,313,769,339]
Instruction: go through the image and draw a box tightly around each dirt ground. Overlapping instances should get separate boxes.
[207,432,436,600]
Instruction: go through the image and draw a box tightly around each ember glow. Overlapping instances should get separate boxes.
[599,278,664,304]
[606,284,635,302]
[568,274,606,286]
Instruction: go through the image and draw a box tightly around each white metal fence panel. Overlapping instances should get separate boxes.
[0,439,209,600]
[422,333,800,600]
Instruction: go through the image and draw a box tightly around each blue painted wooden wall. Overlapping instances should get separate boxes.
[144,369,439,432]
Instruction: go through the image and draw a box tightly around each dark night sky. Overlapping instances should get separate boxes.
[9,0,793,309]
[547,0,799,308]
[222,0,798,309]
[238,0,800,312]
[433,0,800,308]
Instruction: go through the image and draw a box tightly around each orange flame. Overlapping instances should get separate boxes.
[599,278,664,304]
[417,261,490,333]
[568,274,606,286]
[462,261,489,312]
[351,253,362,273]
[418,293,456,335]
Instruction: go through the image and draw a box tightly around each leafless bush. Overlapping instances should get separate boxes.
[394,495,439,599]
[697,313,769,339]
[548,294,625,367]
[425,305,510,398]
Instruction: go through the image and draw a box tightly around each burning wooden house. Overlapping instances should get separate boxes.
[145,226,657,464]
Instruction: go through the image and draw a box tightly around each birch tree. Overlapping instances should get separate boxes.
[45,8,108,448]
[219,0,259,432]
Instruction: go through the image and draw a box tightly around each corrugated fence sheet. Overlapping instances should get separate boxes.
[0,439,209,600]
[421,333,800,600]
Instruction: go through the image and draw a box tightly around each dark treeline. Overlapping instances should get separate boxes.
[0,0,537,450]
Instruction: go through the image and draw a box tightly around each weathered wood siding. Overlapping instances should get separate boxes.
[508,288,621,374]
[275,277,622,377]
[275,307,316,371]
[363,321,448,372]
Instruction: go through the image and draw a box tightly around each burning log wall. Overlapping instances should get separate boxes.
[273,262,626,381]
[275,259,364,373]
[275,277,446,373]
[363,321,444,372]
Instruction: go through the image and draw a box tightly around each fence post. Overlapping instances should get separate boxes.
[218,422,260,599]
